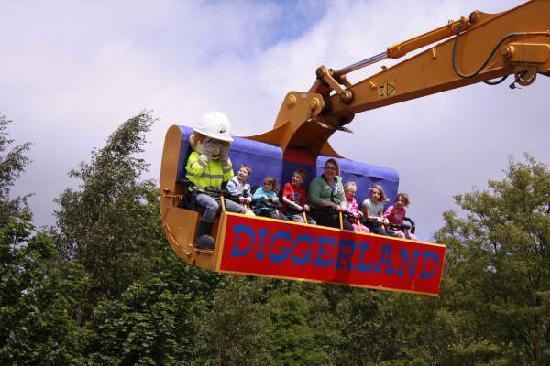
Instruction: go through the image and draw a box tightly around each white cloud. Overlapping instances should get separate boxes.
[1,0,547,241]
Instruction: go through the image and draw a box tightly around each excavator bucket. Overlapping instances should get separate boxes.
[160,125,446,295]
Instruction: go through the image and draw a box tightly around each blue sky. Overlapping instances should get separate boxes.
[1,0,548,240]
[256,0,328,47]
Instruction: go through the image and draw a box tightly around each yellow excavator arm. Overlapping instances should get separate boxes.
[248,0,550,157]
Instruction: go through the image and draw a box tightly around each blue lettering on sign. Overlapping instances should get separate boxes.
[356,242,373,272]
[291,234,314,265]
[372,245,392,274]
[228,224,441,280]
[230,224,255,257]
[420,252,440,279]
[268,231,292,263]
[335,240,355,270]
[397,249,420,277]
[314,237,335,267]
[256,229,269,260]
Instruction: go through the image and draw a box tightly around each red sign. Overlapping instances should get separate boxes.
[216,213,446,296]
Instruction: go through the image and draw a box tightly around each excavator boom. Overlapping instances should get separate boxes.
[249,0,550,156]
[159,0,548,294]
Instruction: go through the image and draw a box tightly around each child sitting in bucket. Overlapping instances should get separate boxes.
[252,176,288,220]
[226,164,255,215]
[344,181,369,232]
[281,169,316,224]
[362,185,393,236]
[383,192,418,240]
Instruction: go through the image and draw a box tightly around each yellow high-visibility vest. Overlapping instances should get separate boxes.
[185,151,233,189]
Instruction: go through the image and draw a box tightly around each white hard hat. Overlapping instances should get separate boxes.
[193,111,234,142]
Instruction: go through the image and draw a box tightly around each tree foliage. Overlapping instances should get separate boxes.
[0,114,31,226]
[0,216,89,365]
[54,112,164,307]
[268,288,331,365]
[85,253,222,365]
[0,115,88,365]
[434,155,549,365]
[194,277,274,366]
[3,111,547,365]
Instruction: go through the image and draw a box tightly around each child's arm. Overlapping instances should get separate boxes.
[383,206,396,224]
[252,187,263,201]
[302,188,310,211]
[225,179,239,197]
[268,191,279,204]
[349,199,362,218]
[251,188,266,210]
[281,183,302,211]
[243,184,252,203]
[281,183,292,201]
[281,197,301,210]
[351,199,358,213]
[362,200,374,220]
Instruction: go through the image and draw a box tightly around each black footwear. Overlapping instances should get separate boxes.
[195,221,215,250]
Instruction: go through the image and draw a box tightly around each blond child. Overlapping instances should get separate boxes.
[344,182,369,232]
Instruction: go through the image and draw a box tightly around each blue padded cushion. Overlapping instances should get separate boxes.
[176,125,399,207]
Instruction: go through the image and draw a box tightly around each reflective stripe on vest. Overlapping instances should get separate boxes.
[185,152,233,189]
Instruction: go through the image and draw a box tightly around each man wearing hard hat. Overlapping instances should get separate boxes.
[186,111,246,250]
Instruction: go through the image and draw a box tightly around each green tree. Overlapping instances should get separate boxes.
[371,293,450,366]
[0,115,89,365]
[54,112,164,309]
[434,155,549,365]
[268,289,331,365]
[330,289,395,366]
[0,217,89,365]
[0,114,31,225]
[319,285,433,366]
[84,248,222,365]
[194,277,274,366]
